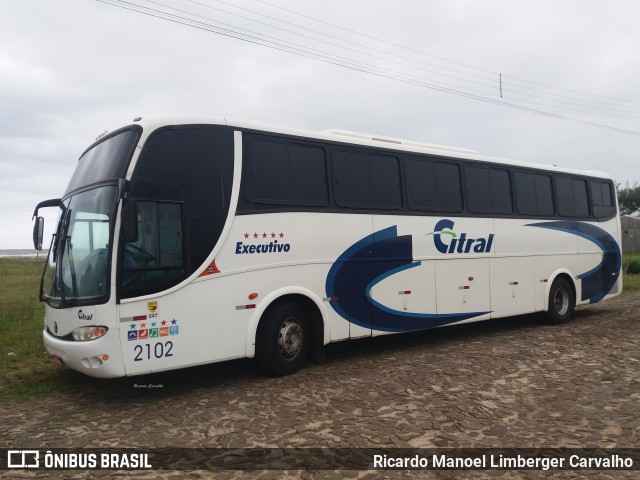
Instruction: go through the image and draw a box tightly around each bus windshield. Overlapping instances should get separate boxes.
[43,185,119,302]
[40,127,140,305]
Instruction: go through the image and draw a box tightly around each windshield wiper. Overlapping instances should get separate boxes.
[57,207,73,303]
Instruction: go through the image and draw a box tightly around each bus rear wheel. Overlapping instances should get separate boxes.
[546,277,575,324]
[257,301,309,376]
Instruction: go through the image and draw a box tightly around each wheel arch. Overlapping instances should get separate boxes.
[544,269,577,312]
[245,287,328,358]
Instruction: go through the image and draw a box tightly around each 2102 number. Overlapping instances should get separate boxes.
[133,341,174,362]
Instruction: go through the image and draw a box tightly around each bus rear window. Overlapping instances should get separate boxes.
[590,180,615,219]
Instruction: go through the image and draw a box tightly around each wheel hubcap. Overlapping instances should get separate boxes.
[278,318,303,360]
[554,287,569,316]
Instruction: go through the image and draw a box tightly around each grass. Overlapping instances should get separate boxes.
[622,251,640,291]
[623,272,640,292]
[0,257,88,397]
[622,250,640,271]
[1,254,639,398]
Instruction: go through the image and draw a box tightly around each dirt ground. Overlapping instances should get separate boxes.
[1,292,639,479]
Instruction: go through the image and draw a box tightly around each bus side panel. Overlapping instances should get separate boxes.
[120,262,339,376]
[576,218,623,303]
[498,219,579,312]
[370,215,492,330]
[119,275,252,375]
[213,212,373,341]
[491,219,540,317]
[489,256,535,318]
[435,258,491,321]
[369,216,437,336]
[429,217,493,324]
[524,218,622,308]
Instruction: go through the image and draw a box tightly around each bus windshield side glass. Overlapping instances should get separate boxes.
[43,185,118,301]
[120,126,234,298]
[65,129,140,195]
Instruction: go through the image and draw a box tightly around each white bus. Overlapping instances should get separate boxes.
[33,115,622,378]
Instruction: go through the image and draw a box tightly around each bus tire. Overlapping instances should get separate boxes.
[546,277,575,324]
[256,301,309,376]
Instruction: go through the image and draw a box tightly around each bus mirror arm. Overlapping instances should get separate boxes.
[122,199,138,243]
[32,198,61,219]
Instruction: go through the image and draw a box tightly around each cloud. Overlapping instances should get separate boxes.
[0,0,639,248]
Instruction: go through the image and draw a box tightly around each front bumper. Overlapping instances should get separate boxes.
[43,328,125,378]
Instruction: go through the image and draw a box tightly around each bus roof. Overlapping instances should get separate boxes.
[129,114,613,181]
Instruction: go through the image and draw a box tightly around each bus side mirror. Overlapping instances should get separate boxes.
[122,199,138,243]
[33,216,45,250]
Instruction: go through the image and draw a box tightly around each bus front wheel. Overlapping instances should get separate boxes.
[546,277,575,324]
[256,301,309,376]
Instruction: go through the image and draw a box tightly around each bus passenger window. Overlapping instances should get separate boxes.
[515,172,554,216]
[333,150,401,209]
[246,138,329,206]
[406,158,462,212]
[466,165,513,214]
[557,177,590,218]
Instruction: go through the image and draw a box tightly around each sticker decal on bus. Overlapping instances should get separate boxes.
[120,315,147,323]
[427,219,494,254]
[125,317,180,341]
[527,221,621,303]
[133,341,174,362]
[235,232,290,254]
[198,259,221,277]
[325,225,491,333]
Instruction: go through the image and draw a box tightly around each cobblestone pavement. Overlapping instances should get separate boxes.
[2,292,639,479]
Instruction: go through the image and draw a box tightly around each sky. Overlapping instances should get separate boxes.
[1,0,639,249]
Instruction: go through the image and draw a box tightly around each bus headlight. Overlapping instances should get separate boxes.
[72,326,108,342]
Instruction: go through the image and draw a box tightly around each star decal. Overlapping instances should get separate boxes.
[151,322,157,327]
[161,320,167,326]
[243,230,285,240]
[130,324,136,330]
[140,323,146,328]
[171,319,177,325]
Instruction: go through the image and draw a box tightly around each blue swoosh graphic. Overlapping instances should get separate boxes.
[325,226,489,333]
[527,221,621,303]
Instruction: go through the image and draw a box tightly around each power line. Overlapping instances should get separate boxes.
[256,0,500,75]
[206,0,500,84]
[256,0,640,108]
[216,0,640,115]
[101,0,640,118]
[97,0,640,135]
[207,0,640,116]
